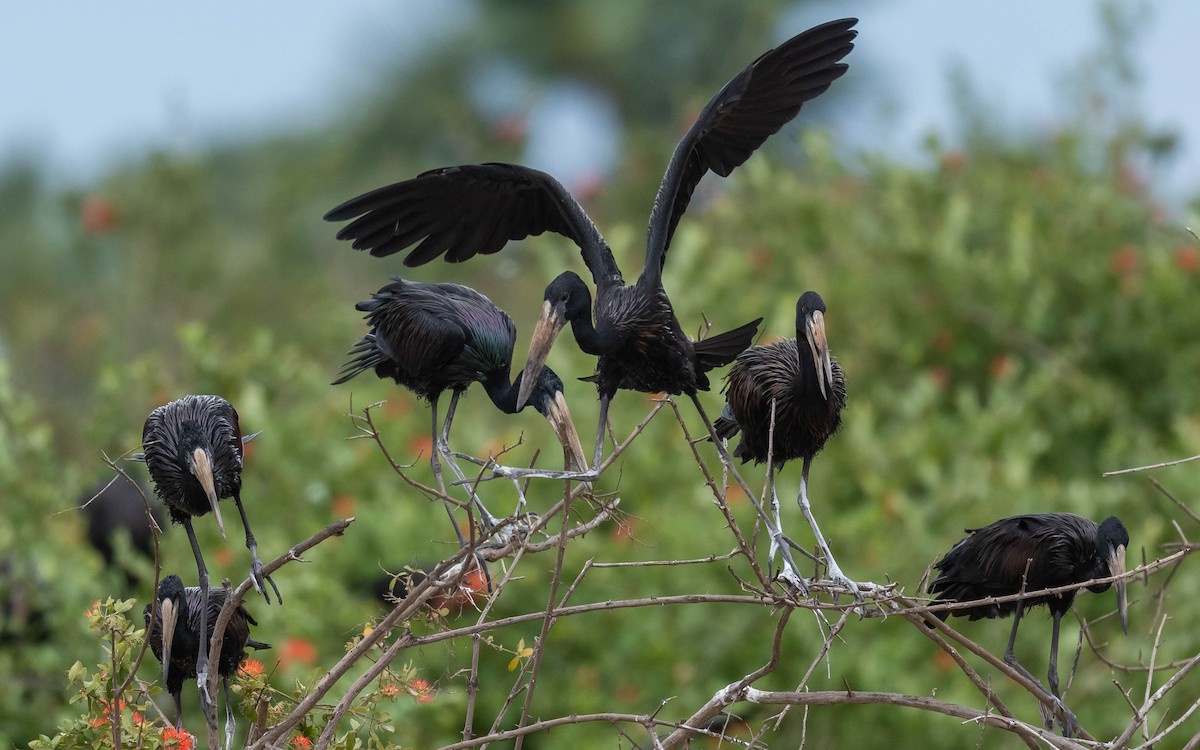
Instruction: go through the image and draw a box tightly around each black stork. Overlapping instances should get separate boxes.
[323,18,858,479]
[714,291,850,592]
[141,395,280,706]
[930,513,1129,733]
[333,276,588,501]
[145,574,270,746]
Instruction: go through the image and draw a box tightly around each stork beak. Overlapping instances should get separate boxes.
[190,448,225,539]
[1111,543,1128,635]
[805,309,834,401]
[518,300,567,411]
[159,596,178,689]
[544,391,588,472]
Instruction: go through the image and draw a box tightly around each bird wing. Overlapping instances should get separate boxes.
[960,514,1091,591]
[641,19,857,285]
[367,282,473,377]
[325,163,622,287]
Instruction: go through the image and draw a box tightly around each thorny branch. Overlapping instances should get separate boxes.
[148,399,1200,750]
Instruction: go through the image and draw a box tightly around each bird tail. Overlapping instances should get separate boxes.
[712,402,741,441]
[694,318,762,374]
[246,638,272,650]
[332,334,390,385]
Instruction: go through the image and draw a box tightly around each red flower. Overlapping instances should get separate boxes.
[409,678,435,704]
[292,735,312,750]
[239,658,265,677]
[162,726,195,750]
[91,698,127,727]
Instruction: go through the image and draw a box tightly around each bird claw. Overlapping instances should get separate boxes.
[776,565,810,596]
[454,465,599,484]
[197,666,212,706]
[250,559,283,605]
[1037,695,1079,738]
[825,567,863,601]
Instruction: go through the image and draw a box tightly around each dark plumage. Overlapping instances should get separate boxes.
[324,19,857,476]
[333,277,587,485]
[930,513,1129,731]
[144,574,269,737]
[78,477,165,587]
[142,395,280,707]
[714,291,851,591]
[716,292,845,465]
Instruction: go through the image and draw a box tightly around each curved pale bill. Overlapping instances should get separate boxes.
[191,448,226,539]
[544,391,588,472]
[159,597,178,689]
[1111,544,1128,634]
[517,299,567,411]
[805,309,834,401]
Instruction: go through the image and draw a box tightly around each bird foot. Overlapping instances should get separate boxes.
[456,464,599,484]
[775,565,811,596]
[1038,695,1080,738]
[250,557,283,605]
[481,513,539,548]
[197,666,212,706]
[822,563,863,601]
[767,532,810,596]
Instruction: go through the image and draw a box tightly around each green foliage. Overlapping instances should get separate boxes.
[4,8,1200,747]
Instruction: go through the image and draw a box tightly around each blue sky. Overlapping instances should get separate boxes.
[2,1,1197,202]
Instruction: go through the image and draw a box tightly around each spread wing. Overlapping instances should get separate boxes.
[643,18,857,284]
[325,163,622,286]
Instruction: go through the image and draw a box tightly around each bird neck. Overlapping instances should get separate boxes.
[568,313,609,355]
[793,336,820,393]
[482,372,525,415]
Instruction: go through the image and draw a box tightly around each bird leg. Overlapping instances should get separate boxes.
[767,468,810,595]
[1003,604,1078,736]
[429,391,505,533]
[1047,611,1080,737]
[427,396,469,547]
[591,393,610,470]
[436,390,461,461]
[171,689,183,728]
[798,457,860,597]
[232,491,282,605]
[182,518,214,710]
[223,676,236,750]
[687,393,810,595]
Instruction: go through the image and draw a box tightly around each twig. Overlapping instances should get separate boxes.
[1102,454,1200,476]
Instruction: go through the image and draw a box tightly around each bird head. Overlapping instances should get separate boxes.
[154,574,187,688]
[179,425,226,539]
[1093,516,1130,634]
[517,366,589,472]
[797,291,834,401]
[517,272,591,410]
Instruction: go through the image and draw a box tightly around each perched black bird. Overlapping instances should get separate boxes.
[145,574,270,744]
[78,476,165,587]
[930,513,1129,730]
[715,291,849,591]
[333,277,588,494]
[324,19,857,478]
[142,395,280,705]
